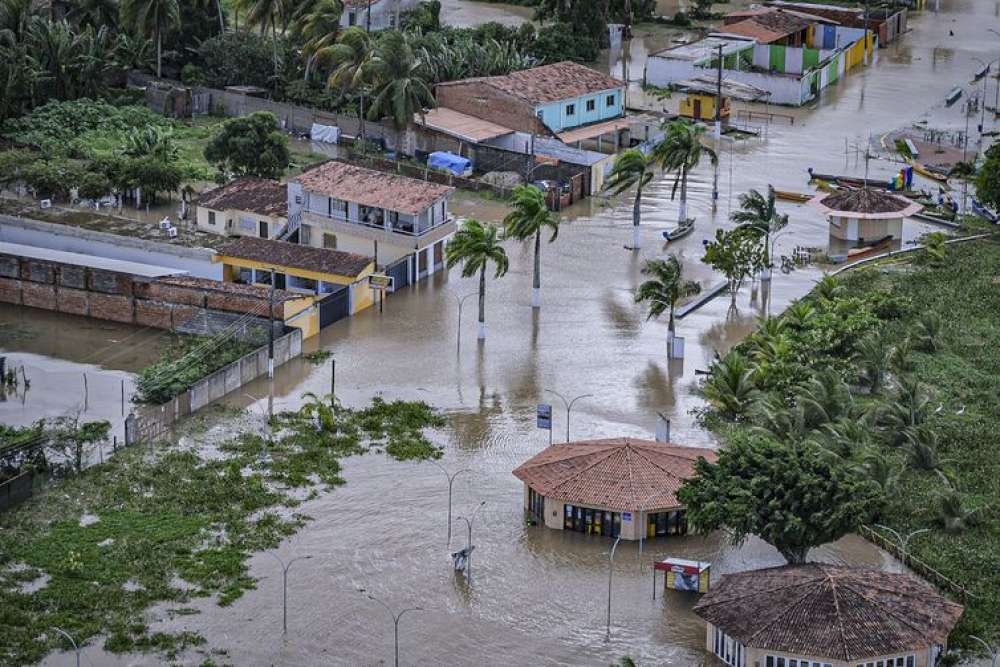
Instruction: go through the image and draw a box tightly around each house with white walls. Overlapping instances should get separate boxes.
[339,0,420,32]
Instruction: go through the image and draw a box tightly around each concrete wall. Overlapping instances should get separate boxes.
[195,205,285,240]
[0,214,219,279]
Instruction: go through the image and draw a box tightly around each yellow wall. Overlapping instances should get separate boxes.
[282,296,320,339]
[214,255,375,287]
[680,93,728,121]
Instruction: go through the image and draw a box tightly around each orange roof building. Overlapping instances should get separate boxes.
[512,438,715,540]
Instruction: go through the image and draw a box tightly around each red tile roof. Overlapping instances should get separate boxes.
[215,237,373,278]
[437,62,625,106]
[512,438,715,512]
[719,10,813,43]
[294,161,452,216]
[693,564,964,661]
[198,178,287,218]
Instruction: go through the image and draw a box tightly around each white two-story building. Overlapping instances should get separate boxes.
[340,0,420,32]
[287,161,456,289]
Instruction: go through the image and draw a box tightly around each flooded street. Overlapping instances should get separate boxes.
[17,1,1000,664]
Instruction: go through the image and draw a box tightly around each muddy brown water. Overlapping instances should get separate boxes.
[13,1,1000,664]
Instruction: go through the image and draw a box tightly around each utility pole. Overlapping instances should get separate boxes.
[455,501,486,584]
[863,0,871,66]
[715,43,723,140]
[268,269,276,381]
[605,536,622,642]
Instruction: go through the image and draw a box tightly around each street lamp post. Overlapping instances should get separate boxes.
[874,525,930,572]
[455,501,486,584]
[360,589,424,667]
[544,389,593,443]
[605,536,623,642]
[431,461,471,546]
[264,552,313,635]
[50,627,80,667]
[969,635,1000,667]
[452,291,477,354]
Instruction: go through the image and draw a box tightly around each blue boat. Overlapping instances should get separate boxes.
[972,198,999,223]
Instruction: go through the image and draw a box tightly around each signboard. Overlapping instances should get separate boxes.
[368,274,394,290]
[536,404,552,430]
[622,512,632,523]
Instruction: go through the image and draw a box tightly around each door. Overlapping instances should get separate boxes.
[418,248,428,276]
[319,285,350,328]
[693,98,702,119]
[259,220,269,238]
[433,241,444,269]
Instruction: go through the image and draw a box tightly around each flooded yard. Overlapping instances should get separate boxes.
[11,0,1000,664]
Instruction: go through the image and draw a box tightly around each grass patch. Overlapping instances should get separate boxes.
[0,394,444,665]
[134,334,263,405]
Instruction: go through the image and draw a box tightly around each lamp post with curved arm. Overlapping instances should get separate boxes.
[605,536,623,643]
[264,552,313,635]
[969,635,1000,667]
[544,389,593,443]
[431,460,471,546]
[874,525,930,572]
[452,291,478,354]
[359,589,424,667]
[50,627,80,667]
[455,501,486,584]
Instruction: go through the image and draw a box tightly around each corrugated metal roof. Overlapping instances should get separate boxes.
[0,241,186,278]
[416,107,514,143]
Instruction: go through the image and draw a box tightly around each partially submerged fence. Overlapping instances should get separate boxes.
[858,524,975,602]
[125,328,303,445]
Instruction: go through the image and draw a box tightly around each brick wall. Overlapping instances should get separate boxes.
[435,81,550,136]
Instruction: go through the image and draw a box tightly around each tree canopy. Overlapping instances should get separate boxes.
[204,111,290,179]
[678,435,883,564]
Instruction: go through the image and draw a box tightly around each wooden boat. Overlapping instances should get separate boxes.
[912,211,961,228]
[972,198,999,223]
[774,189,813,203]
[910,161,950,184]
[829,236,894,264]
[662,219,695,241]
[807,169,892,190]
[974,64,990,81]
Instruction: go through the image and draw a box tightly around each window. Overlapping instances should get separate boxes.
[528,487,544,519]
[294,194,303,205]
[259,220,269,238]
[347,11,356,25]
[586,99,596,112]
[565,103,575,116]
[300,223,311,245]
[323,233,337,249]
[607,94,616,107]
[207,210,216,226]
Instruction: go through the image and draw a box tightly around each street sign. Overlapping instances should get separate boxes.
[536,404,552,430]
[622,512,632,523]
[368,274,394,291]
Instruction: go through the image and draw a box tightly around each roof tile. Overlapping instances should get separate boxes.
[438,62,624,106]
[294,161,453,216]
[215,237,373,278]
[198,178,287,218]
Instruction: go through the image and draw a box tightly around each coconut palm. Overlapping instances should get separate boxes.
[914,312,943,352]
[653,119,717,224]
[813,274,845,302]
[702,352,759,420]
[782,300,816,329]
[291,0,342,81]
[879,376,932,444]
[237,0,284,89]
[445,219,509,340]
[324,26,374,141]
[890,336,914,375]
[752,395,809,442]
[604,148,654,249]
[731,186,788,275]
[856,334,893,395]
[503,184,559,308]
[797,368,853,428]
[634,255,700,345]
[366,30,435,164]
[120,0,179,78]
[935,483,983,534]
[902,425,948,473]
[68,0,119,30]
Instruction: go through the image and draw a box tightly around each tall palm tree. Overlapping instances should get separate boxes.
[503,184,559,308]
[445,219,509,340]
[120,0,179,78]
[702,352,759,420]
[237,0,284,89]
[604,148,653,249]
[634,255,700,346]
[731,186,788,277]
[366,30,435,164]
[324,26,373,141]
[291,0,342,81]
[68,0,119,30]
[653,119,717,224]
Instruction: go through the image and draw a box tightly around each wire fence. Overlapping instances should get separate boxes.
[858,524,975,602]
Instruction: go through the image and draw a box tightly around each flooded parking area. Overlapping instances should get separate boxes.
[20,0,1000,664]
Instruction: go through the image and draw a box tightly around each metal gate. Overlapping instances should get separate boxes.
[192,92,212,116]
[385,256,411,291]
[319,286,350,328]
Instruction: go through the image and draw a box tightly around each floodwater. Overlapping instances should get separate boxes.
[25,1,1000,665]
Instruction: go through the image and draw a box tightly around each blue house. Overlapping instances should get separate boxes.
[435,61,627,139]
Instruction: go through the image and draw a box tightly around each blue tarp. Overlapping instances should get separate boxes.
[428,151,471,176]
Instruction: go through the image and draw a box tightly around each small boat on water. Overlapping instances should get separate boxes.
[945,87,963,106]
[910,161,950,184]
[774,189,813,203]
[829,236,894,264]
[807,169,892,190]
[972,198,999,223]
[662,219,695,241]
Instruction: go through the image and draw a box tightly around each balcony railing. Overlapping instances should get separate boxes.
[303,208,453,237]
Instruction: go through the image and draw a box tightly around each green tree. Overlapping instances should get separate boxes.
[366,30,435,164]
[702,226,765,307]
[324,26,374,140]
[635,255,700,345]
[291,0,343,81]
[702,351,759,420]
[120,0,180,78]
[731,186,788,275]
[653,119,717,224]
[236,0,285,90]
[503,184,559,308]
[204,111,290,179]
[856,334,893,395]
[604,148,654,249]
[445,219,509,341]
[974,144,1000,209]
[678,435,883,564]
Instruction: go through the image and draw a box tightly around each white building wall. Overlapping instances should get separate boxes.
[753,44,771,70]
[645,57,698,88]
[724,70,805,105]
[785,48,804,75]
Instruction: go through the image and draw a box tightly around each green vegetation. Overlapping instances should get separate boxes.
[635,256,701,339]
[692,235,1000,645]
[203,111,290,179]
[445,219,509,338]
[134,334,262,405]
[605,149,655,249]
[0,395,444,665]
[974,143,1000,210]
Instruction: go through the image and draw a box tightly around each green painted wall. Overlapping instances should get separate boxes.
[769,45,786,72]
[803,48,819,70]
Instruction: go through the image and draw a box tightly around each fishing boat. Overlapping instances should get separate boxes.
[972,198,999,223]
[774,189,813,203]
[829,236,894,264]
[912,210,961,228]
[662,219,695,241]
[909,161,950,184]
[806,169,892,190]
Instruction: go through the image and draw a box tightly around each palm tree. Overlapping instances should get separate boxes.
[291,0,342,81]
[914,312,943,352]
[120,0,179,78]
[653,119,717,224]
[237,0,284,90]
[604,148,654,249]
[935,486,982,534]
[813,274,845,302]
[856,334,893,395]
[503,184,559,308]
[69,0,119,31]
[634,255,700,346]
[702,352,759,420]
[796,368,853,429]
[731,186,788,277]
[445,219,509,340]
[326,26,374,142]
[366,30,435,165]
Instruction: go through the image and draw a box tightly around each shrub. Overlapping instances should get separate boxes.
[197,32,288,90]
[530,23,600,64]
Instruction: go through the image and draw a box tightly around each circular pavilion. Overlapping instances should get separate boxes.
[512,438,715,541]
[693,563,964,667]
[808,188,922,244]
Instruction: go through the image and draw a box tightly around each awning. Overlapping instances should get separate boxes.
[672,76,772,102]
[415,107,513,143]
[556,117,637,145]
